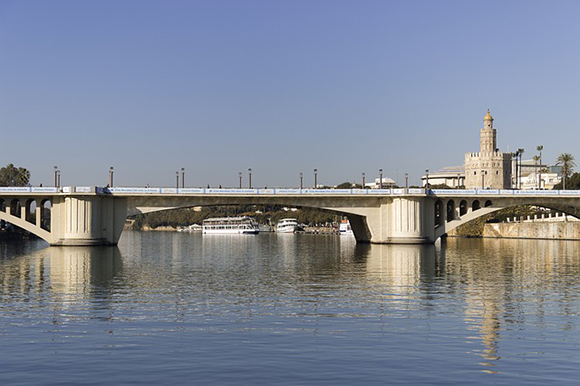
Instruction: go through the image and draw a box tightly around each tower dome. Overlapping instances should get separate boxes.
[484,109,493,121]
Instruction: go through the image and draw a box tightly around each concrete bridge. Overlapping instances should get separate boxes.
[1,186,580,246]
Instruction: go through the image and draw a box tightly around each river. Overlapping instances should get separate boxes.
[1,231,579,385]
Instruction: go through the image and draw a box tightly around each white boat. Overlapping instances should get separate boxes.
[276,218,298,233]
[202,216,259,234]
[177,224,202,232]
[339,219,354,236]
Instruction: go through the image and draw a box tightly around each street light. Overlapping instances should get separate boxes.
[481,169,486,189]
[537,145,543,190]
[425,169,429,192]
[248,168,252,189]
[239,172,242,189]
[175,171,179,189]
[314,169,318,189]
[54,166,58,187]
[379,169,383,189]
[181,167,185,188]
[405,173,409,191]
[109,166,114,188]
[300,172,303,189]
[362,172,366,189]
[517,148,525,189]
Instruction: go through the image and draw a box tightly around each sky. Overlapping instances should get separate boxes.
[1,0,579,188]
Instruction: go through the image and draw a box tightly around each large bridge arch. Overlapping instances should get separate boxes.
[129,200,373,243]
[434,200,580,240]
[0,210,53,244]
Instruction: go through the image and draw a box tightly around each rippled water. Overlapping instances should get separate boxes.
[1,232,580,385]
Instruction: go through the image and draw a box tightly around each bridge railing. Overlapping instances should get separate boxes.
[1,186,579,197]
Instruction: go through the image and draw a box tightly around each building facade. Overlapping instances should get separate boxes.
[464,110,512,189]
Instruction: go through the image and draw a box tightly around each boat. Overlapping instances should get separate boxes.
[339,219,354,236]
[276,218,298,233]
[202,216,260,234]
[177,224,202,232]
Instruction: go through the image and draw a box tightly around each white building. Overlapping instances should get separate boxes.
[366,177,396,189]
[422,167,465,188]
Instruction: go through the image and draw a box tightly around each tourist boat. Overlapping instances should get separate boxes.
[276,218,298,233]
[339,219,354,236]
[202,216,260,234]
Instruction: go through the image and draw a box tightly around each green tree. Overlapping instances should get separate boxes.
[336,182,353,189]
[0,164,31,187]
[555,153,576,190]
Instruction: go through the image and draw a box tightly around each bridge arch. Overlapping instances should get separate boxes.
[41,199,51,231]
[0,209,53,244]
[446,200,456,222]
[10,199,21,218]
[25,198,36,224]
[459,200,468,216]
[435,200,580,241]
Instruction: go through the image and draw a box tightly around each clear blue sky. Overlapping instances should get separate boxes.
[1,0,579,187]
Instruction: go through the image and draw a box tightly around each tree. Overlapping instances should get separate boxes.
[336,182,354,189]
[556,153,576,190]
[0,164,31,187]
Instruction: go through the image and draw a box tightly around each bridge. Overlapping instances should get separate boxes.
[1,186,580,246]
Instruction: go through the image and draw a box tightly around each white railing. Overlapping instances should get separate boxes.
[0,186,579,197]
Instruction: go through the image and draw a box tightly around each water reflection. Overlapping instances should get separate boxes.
[49,246,122,295]
[2,233,580,384]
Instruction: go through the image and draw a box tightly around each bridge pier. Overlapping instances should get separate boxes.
[50,196,127,246]
[345,197,436,244]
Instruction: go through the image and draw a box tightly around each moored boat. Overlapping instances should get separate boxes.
[276,218,298,233]
[339,219,354,236]
[202,216,260,234]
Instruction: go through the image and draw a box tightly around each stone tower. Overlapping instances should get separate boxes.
[464,110,512,189]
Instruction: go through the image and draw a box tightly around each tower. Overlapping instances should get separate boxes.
[480,109,496,153]
[464,110,512,189]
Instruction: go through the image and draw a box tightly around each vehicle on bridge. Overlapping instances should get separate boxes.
[202,216,259,235]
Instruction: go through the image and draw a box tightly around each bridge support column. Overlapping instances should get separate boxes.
[50,196,127,246]
[360,197,435,244]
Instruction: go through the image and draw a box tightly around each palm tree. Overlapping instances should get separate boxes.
[533,155,540,189]
[556,153,576,190]
[517,148,525,189]
[0,164,31,186]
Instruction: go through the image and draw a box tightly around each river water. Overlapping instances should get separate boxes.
[1,231,580,385]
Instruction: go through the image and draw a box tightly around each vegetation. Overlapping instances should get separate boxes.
[553,172,580,190]
[132,205,340,230]
[555,153,576,189]
[0,164,30,187]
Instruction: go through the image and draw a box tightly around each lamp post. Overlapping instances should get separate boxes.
[248,168,252,189]
[109,166,114,188]
[362,172,366,189]
[54,166,58,187]
[425,169,429,192]
[379,169,383,189]
[239,172,242,189]
[181,167,185,188]
[537,145,543,190]
[300,173,303,189]
[481,169,485,189]
[313,169,318,189]
[517,148,525,189]
[405,173,409,192]
[175,171,179,189]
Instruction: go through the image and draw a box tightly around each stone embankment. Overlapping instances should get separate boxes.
[483,213,580,241]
